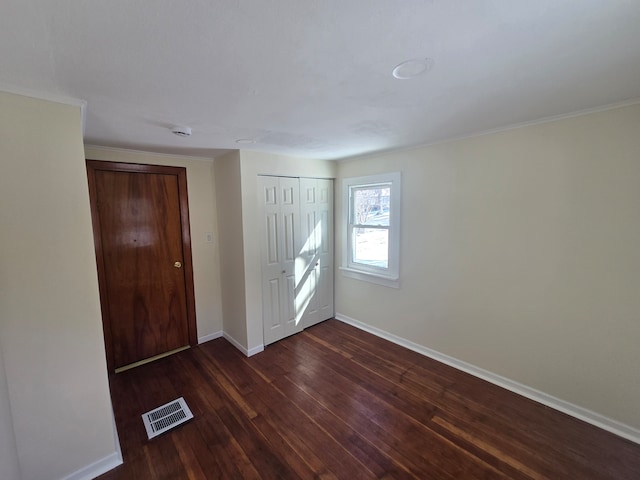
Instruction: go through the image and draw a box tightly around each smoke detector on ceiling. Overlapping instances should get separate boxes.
[171,126,192,137]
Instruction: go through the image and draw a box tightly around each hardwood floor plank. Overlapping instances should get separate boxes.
[306,322,639,480]
[202,344,376,479]
[273,375,419,480]
[304,326,564,478]
[171,424,224,480]
[279,335,511,479]
[98,319,640,479]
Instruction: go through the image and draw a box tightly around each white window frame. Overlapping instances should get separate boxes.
[340,172,401,288]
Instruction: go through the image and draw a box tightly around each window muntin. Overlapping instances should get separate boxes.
[342,173,400,287]
[349,184,391,270]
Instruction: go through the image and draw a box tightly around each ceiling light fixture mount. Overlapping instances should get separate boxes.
[392,57,435,79]
[171,126,192,137]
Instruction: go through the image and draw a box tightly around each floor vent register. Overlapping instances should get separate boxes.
[141,397,193,439]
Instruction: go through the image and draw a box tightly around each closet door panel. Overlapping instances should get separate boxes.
[260,176,302,345]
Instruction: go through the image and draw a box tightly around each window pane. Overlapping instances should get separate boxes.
[353,227,389,268]
[353,186,390,226]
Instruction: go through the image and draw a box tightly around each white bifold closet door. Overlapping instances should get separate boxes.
[298,177,334,329]
[259,176,334,346]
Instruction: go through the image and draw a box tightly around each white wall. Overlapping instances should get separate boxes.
[84,146,224,340]
[336,103,640,430]
[0,93,118,479]
[0,344,20,480]
[213,151,248,346]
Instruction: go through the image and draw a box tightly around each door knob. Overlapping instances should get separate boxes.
[174,261,182,268]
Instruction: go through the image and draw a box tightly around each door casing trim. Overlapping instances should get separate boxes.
[86,159,198,372]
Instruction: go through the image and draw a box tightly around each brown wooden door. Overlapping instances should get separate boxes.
[86,160,197,371]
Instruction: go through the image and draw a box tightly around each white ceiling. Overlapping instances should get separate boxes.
[2,0,640,160]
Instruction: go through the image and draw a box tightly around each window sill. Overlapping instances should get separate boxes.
[339,266,400,288]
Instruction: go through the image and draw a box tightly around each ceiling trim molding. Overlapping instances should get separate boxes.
[84,144,218,162]
[338,96,640,163]
[0,83,87,136]
[0,83,86,108]
[439,96,640,145]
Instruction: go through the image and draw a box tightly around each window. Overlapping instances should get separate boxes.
[341,172,400,288]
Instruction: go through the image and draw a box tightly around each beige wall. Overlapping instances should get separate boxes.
[85,146,224,340]
[213,151,248,345]
[0,344,20,480]
[0,93,117,479]
[336,103,640,429]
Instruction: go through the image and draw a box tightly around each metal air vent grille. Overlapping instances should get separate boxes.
[142,397,193,439]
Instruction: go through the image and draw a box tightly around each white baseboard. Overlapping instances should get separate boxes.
[222,332,264,357]
[334,313,640,445]
[111,403,123,469]
[62,403,125,480]
[247,344,265,357]
[198,330,223,344]
[62,451,122,480]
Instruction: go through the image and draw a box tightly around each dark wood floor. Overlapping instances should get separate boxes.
[99,319,640,479]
